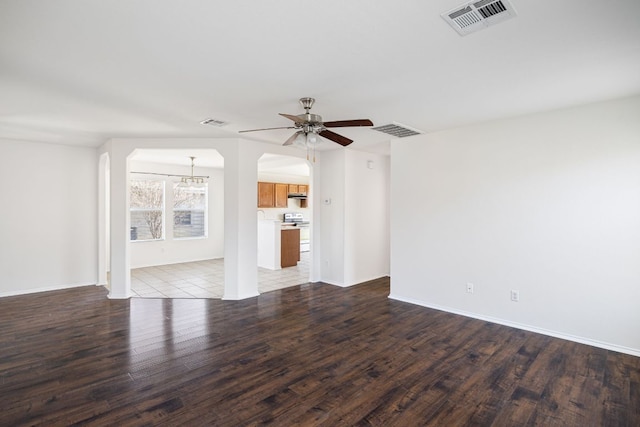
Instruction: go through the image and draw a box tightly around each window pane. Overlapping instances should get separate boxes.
[174,185,206,209]
[173,184,207,239]
[131,180,164,209]
[173,210,206,238]
[130,180,164,240]
[131,210,163,240]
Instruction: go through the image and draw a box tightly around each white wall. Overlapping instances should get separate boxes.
[344,150,390,284]
[318,149,391,286]
[129,160,224,268]
[0,139,97,296]
[390,95,640,356]
[258,172,309,185]
[318,150,346,285]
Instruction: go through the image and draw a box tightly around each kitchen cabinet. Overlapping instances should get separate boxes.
[281,228,300,267]
[258,181,310,208]
[258,182,275,208]
[275,183,288,208]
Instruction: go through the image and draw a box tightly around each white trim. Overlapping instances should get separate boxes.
[108,290,133,299]
[222,291,260,301]
[172,236,208,241]
[0,282,98,298]
[320,279,346,287]
[388,294,640,358]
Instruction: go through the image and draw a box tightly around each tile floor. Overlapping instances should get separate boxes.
[130,252,310,299]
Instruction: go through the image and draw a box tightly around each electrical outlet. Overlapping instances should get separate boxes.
[466,283,474,294]
[510,290,520,302]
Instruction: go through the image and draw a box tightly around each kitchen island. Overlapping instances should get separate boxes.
[280,227,300,268]
[257,220,300,269]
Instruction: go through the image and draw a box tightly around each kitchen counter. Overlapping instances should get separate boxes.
[257,220,301,270]
[257,220,281,270]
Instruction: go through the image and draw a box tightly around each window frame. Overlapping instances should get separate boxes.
[172,183,208,240]
[129,179,166,242]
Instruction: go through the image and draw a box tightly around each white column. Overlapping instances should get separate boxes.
[222,144,260,300]
[98,152,110,286]
[108,145,132,299]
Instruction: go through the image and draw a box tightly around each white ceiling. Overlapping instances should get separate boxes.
[1,0,639,153]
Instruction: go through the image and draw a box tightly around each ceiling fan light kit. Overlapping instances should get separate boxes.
[239,97,375,157]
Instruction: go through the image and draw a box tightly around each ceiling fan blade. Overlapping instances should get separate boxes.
[279,113,305,124]
[319,129,353,147]
[239,126,296,133]
[283,131,301,146]
[322,119,373,128]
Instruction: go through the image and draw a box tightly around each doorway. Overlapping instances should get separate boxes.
[256,153,312,293]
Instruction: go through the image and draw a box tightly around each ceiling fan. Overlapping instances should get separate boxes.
[239,97,373,147]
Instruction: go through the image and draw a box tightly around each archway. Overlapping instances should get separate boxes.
[256,153,312,292]
[126,149,225,298]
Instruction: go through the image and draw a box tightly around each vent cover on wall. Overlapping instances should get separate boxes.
[372,122,423,138]
[441,0,517,36]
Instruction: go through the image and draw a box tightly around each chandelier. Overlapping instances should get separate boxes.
[179,156,205,186]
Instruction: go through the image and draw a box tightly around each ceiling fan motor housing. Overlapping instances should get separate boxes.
[297,113,323,127]
[297,98,323,128]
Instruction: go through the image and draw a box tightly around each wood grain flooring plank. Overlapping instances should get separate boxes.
[0,279,637,426]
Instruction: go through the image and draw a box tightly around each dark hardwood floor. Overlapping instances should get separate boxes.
[0,278,638,426]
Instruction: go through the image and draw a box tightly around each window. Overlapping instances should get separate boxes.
[130,180,164,241]
[173,184,207,239]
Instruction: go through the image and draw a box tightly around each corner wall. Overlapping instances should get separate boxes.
[0,139,97,296]
[318,149,390,286]
[390,95,640,355]
[318,150,346,285]
[344,150,390,284]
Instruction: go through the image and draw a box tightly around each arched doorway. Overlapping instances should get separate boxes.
[256,153,312,293]
[126,149,225,298]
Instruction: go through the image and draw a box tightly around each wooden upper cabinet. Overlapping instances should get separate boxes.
[258,181,309,208]
[258,182,275,208]
[275,183,289,208]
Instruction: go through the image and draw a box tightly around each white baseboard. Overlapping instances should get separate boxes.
[222,291,260,301]
[0,282,96,298]
[319,275,390,288]
[322,280,346,287]
[107,290,133,299]
[388,293,640,358]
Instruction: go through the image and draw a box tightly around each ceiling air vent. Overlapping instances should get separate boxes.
[441,0,517,36]
[372,122,423,138]
[200,118,229,127]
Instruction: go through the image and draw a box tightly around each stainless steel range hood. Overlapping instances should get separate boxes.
[287,193,307,200]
